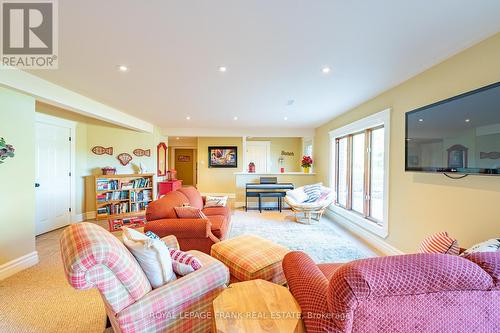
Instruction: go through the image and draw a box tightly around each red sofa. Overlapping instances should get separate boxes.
[283,251,499,333]
[145,187,231,254]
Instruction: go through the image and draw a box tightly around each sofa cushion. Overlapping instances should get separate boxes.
[177,187,204,210]
[202,206,231,221]
[146,191,189,221]
[122,227,177,288]
[207,215,229,239]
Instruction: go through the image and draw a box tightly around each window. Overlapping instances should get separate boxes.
[329,109,390,237]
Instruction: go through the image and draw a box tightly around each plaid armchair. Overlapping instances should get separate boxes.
[60,222,229,333]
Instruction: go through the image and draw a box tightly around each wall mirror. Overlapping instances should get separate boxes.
[157,142,167,176]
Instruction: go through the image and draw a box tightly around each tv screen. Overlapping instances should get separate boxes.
[405,82,500,175]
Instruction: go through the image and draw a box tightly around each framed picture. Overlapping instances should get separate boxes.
[177,155,191,162]
[208,146,238,168]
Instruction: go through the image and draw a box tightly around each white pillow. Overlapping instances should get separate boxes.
[286,188,309,204]
[122,227,176,288]
[204,195,228,207]
[461,238,500,256]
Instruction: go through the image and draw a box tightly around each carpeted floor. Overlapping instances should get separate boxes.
[0,228,106,333]
[229,210,377,263]
[0,210,377,333]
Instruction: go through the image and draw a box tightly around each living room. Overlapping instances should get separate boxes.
[0,1,499,333]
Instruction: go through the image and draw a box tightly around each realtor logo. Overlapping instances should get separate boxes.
[1,0,58,69]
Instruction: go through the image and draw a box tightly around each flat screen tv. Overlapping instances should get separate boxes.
[405,82,500,175]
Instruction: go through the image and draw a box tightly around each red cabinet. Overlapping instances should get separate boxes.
[157,180,183,198]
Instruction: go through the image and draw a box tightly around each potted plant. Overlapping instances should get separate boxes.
[0,138,15,164]
[301,155,313,173]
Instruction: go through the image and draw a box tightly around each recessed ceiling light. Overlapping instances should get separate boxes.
[465,119,471,123]
[322,66,331,74]
[233,116,238,120]
[186,116,191,120]
[284,116,288,121]
[419,118,424,122]
[218,66,227,72]
[118,65,128,72]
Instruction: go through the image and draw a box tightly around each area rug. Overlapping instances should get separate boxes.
[228,210,376,263]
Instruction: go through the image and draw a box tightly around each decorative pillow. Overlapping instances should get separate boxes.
[169,249,203,276]
[304,183,323,203]
[174,206,208,219]
[204,195,228,208]
[143,231,203,276]
[418,231,460,255]
[144,230,160,240]
[286,188,309,204]
[122,227,176,288]
[461,238,500,256]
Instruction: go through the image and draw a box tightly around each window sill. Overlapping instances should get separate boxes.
[329,204,388,238]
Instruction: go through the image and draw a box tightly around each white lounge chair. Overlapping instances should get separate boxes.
[284,186,334,224]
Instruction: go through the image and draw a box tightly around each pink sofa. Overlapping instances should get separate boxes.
[283,251,499,333]
[60,222,229,333]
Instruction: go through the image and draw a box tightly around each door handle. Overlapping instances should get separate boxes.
[35,183,40,188]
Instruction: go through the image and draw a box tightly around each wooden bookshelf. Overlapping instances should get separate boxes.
[94,173,154,220]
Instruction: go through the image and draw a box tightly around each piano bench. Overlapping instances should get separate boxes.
[258,192,286,213]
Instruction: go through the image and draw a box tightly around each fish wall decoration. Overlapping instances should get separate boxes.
[133,149,151,157]
[92,146,113,155]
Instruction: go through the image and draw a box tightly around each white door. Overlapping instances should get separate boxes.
[246,141,271,173]
[35,121,71,235]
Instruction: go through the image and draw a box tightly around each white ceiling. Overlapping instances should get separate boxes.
[29,0,500,130]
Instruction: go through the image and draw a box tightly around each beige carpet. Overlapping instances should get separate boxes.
[0,227,106,333]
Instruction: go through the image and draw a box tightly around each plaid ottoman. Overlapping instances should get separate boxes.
[211,235,289,285]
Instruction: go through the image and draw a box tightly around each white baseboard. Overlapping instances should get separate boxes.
[0,251,39,281]
[325,209,404,256]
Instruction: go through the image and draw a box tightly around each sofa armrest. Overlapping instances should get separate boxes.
[116,251,229,330]
[283,251,334,333]
[161,235,179,250]
[145,218,211,239]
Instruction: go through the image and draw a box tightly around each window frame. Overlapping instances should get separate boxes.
[329,109,391,238]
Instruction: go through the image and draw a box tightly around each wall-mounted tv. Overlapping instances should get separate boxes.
[405,82,500,175]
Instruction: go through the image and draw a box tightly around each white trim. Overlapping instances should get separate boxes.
[73,213,85,223]
[35,113,77,232]
[325,209,403,256]
[0,251,39,281]
[0,68,153,132]
[328,108,391,238]
[163,127,315,137]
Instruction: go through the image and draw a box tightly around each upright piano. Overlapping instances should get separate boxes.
[245,177,294,212]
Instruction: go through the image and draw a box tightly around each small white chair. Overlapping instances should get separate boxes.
[285,186,334,224]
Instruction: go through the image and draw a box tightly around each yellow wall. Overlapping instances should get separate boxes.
[315,33,500,252]
[0,88,36,265]
[197,137,243,194]
[248,137,302,172]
